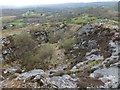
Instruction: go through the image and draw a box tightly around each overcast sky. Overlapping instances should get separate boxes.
[0,0,119,6]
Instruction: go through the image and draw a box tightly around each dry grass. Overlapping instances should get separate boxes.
[0,16,16,22]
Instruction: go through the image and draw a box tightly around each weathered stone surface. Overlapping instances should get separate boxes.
[77,76,104,88]
[47,75,77,88]
[17,69,47,80]
[1,24,119,88]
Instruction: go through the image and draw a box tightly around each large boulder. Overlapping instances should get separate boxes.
[17,69,47,81]
[47,74,77,88]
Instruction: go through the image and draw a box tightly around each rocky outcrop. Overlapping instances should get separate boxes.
[1,24,120,88]
[77,76,104,88]
[65,24,119,70]
[2,35,16,62]
[30,30,49,44]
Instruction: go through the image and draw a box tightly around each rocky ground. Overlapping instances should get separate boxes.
[0,22,120,89]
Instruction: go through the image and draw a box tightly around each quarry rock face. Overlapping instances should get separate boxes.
[1,24,120,88]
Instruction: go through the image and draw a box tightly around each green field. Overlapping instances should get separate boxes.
[22,11,42,17]
[70,15,99,24]
[9,21,25,26]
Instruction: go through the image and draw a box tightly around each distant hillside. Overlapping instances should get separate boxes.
[2,1,118,21]
[2,1,118,9]
[42,1,118,9]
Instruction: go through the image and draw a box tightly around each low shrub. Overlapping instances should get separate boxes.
[62,37,77,51]
[20,43,54,70]
[48,30,64,44]
[12,31,54,70]
[13,31,37,59]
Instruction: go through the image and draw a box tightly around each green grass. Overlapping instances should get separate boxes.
[118,22,120,26]
[22,11,42,17]
[9,21,25,26]
[70,15,99,24]
[84,60,103,70]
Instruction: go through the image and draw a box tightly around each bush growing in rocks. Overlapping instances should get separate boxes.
[62,37,77,51]
[48,30,64,44]
[13,31,37,58]
[4,31,55,71]
[20,43,54,71]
